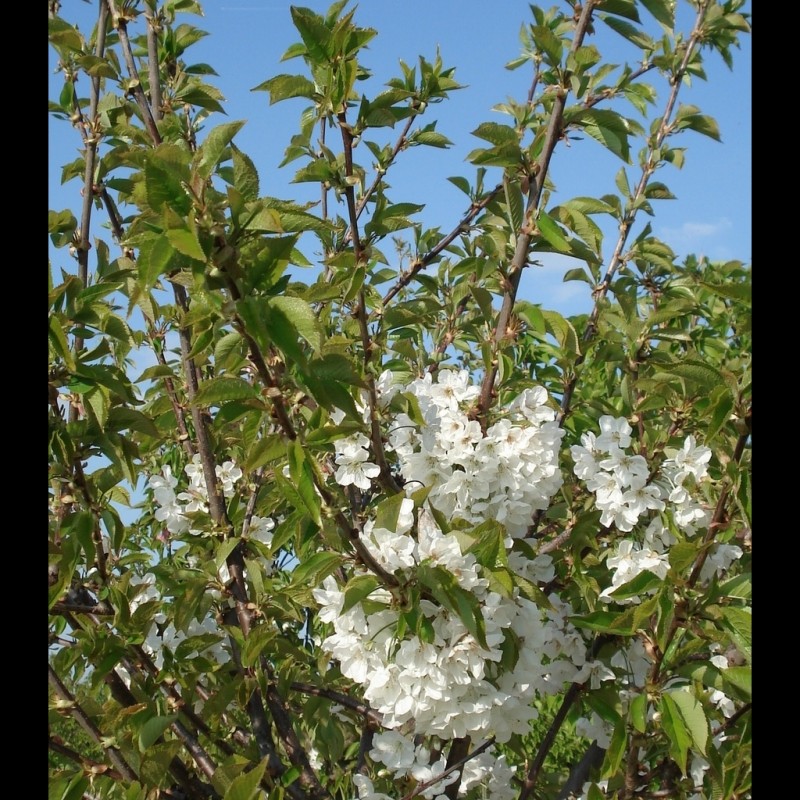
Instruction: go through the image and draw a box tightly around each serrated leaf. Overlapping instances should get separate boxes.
[653,361,725,393]
[630,692,647,733]
[342,575,380,615]
[601,15,656,49]
[268,295,322,354]
[240,624,276,669]
[195,121,246,180]
[541,309,581,356]
[291,551,342,586]
[166,227,206,262]
[244,434,286,472]
[719,607,751,662]
[572,109,632,162]
[252,73,317,104]
[193,376,258,406]
[288,439,322,527]
[600,717,627,779]
[531,24,563,64]
[721,665,751,698]
[223,757,268,800]
[660,693,690,774]
[138,715,176,753]
[666,688,708,756]
[413,131,453,148]
[471,122,518,146]
[290,7,332,62]
[230,143,260,201]
[598,0,641,22]
[374,492,407,533]
[640,0,675,27]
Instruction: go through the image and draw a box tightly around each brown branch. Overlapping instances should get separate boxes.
[49,736,123,781]
[145,10,163,122]
[50,601,113,617]
[106,0,162,145]
[355,725,375,775]
[338,110,402,494]
[352,114,416,225]
[477,0,599,423]
[444,736,471,800]
[379,184,503,309]
[712,701,751,737]
[49,664,139,783]
[558,0,713,428]
[651,419,750,685]
[97,187,196,458]
[400,737,495,800]
[290,682,384,728]
[518,682,584,800]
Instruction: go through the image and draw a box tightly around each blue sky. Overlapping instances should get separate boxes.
[49,1,752,317]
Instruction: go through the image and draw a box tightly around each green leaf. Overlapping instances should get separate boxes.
[252,73,317,104]
[290,7,333,62]
[541,309,581,356]
[571,609,636,636]
[719,607,751,662]
[138,715,176,753]
[223,757,268,800]
[287,439,322,527]
[342,575,381,614]
[536,209,571,253]
[531,24,564,64]
[292,551,342,586]
[244,434,286,472]
[241,623,276,668]
[195,121,246,180]
[268,295,322,355]
[471,122,519,146]
[601,716,627,779]
[193,376,258,406]
[630,692,647,733]
[660,693,691,774]
[609,569,663,600]
[666,688,708,756]
[597,0,641,22]
[374,492,407,533]
[722,665,751,699]
[571,108,633,162]
[652,361,726,393]
[165,227,206,262]
[640,0,675,27]
[230,144,260,202]
[601,15,655,49]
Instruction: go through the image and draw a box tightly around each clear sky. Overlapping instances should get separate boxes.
[49,0,752,317]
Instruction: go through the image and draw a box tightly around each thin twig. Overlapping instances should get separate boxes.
[49,665,139,783]
[106,0,162,144]
[477,0,599,423]
[290,682,384,727]
[399,737,496,800]
[557,0,713,427]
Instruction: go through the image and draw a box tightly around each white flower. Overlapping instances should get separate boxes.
[334,434,381,490]
[595,415,633,452]
[369,730,416,772]
[216,460,243,497]
[670,435,712,481]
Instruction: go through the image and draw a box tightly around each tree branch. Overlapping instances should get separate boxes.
[477,0,599,423]
[557,0,713,428]
[105,0,162,145]
[290,682,384,728]
[49,664,139,783]
[400,737,495,800]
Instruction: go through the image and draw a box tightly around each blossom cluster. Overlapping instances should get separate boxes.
[317,371,616,798]
[571,419,743,602]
